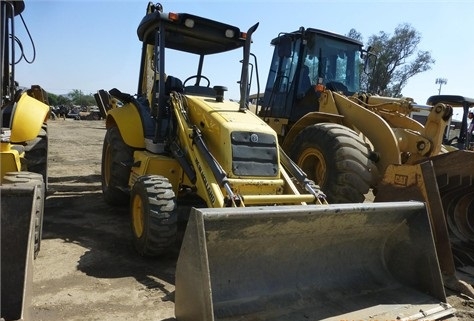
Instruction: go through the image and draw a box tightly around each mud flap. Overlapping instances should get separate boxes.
[175,202,454,321]
[1,184,37,321]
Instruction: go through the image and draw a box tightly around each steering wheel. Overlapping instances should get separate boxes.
[183,75,211,87]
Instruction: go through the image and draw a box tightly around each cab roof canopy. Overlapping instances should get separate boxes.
[137,11,246,55]
[271,27,363,47]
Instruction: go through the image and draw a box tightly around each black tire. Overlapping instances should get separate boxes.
[3,172,45,259]
[24,124,48,190]
[289,123,377,204]
[130,175,178,256]
[101,126,134,206]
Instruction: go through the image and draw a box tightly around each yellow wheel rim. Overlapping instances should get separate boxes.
[132,194,144,238]
[297,147,326,185]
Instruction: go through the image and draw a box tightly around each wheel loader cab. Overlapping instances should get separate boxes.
[261,28,363,122]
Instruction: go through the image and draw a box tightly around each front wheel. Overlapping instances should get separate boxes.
[289,123,378,204]
[130,175,178,256]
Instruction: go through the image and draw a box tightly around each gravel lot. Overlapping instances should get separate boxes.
[33,119,176,321]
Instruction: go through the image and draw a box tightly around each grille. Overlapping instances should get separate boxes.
[231,131,278,177]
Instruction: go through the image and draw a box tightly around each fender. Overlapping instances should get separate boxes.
[285,90,401,174]
[105,103,145,149]
[281,111,344,152]
[10,92,49,143]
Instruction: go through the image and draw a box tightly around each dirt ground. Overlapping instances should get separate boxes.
[32,119,474,321]
[33,119,176,321]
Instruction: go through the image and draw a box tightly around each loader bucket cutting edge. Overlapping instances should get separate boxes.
[1,184,37,321]
[175,202,452,321]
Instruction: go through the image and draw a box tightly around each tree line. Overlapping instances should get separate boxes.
[47,89,96,107]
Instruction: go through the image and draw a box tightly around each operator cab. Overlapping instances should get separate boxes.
[134,3,256,147]
[136,5,248,103]
[260,28,364,122]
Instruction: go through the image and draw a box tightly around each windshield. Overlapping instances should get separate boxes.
[302,33,361,93]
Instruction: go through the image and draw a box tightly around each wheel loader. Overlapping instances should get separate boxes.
[1,1,50,320]
[100,3,455,320]
[257,27,474,295]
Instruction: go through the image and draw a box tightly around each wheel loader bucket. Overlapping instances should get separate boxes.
[375,150,474,291]
[1,184,37,321]
[429,151,474,260]
[175,202,454,321]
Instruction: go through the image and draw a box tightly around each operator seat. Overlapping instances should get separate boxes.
[164,76,184,95]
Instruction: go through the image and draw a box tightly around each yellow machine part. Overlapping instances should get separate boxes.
[128,151,296,204]
[426,151,474,285]
[184,95,279,178]
[0,145,22,179]
[281,90,452,178]
[10,92,49,143]
[105,103,145,149]
[129,150,184,194]
[375,150,474,294]
[175,202,455,321]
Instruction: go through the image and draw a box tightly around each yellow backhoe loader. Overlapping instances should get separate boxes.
[1,1,49,320]
[257,27,474,295]
[100,3,456,320]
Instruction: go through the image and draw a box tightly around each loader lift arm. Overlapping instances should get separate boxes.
[426,95,474,149]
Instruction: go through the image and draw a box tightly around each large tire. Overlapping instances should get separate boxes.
[24,124,48,190]
[130,175,178,256]
[288,123,377,204]
[2,172,45,259]
[101,126,133,206]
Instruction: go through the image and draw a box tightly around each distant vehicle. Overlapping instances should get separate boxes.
[66,109,80,120]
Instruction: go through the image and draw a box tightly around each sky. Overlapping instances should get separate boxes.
[12,0,474,120]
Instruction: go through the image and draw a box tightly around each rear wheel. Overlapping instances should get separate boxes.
[101,126,133,206]
[289,123,377,204]
[3,172,45,259]
[130,175,178,256]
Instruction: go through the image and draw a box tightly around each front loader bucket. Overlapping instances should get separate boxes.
[1,184,37,321]
[175,202,454,321]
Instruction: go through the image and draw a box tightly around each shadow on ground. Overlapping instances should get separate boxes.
[43,173,179,296]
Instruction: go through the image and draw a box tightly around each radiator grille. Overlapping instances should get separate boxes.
[231,131,278,177]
